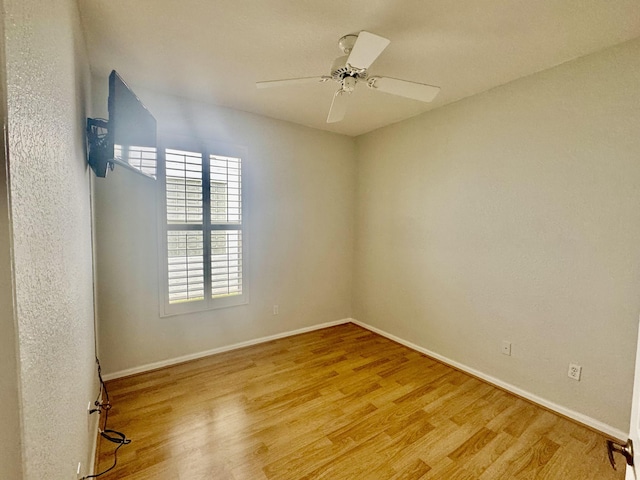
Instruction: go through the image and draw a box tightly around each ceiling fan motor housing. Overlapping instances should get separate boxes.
[330,55,366,82]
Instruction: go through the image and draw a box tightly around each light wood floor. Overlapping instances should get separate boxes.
[96,323,623,479]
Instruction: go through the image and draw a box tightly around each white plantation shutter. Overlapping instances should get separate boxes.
[161,144,246,315]
[210,155,243,298]
[165,149,203,224]
[165,149,204,304]
[211,229,242,297]
[167,230,204,302]
[210,155,241,224]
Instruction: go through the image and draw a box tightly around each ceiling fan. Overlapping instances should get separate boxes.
[256,31,440,124]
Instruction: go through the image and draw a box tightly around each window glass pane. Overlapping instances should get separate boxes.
[166,149,203,224]
[114,145,157,178]
[210,155,241,225]
[167,230,204,303]
[211,230,242,298]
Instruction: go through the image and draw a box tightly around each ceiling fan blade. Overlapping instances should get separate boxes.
[256,76,330,89]
[327,90,350,123]
[347,31,390,70]
[368,76,440,103]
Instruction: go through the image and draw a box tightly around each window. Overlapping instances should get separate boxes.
[160,142,246,316]
[114,144,158,178]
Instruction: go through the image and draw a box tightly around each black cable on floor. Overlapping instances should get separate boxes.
[83,442,126,479]
[82,358,131,479]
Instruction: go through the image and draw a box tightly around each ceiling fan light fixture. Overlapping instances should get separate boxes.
[342,76,357,93]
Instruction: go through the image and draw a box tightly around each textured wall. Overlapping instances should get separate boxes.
[4,0,98,478]
[354,38,640,433]
[0,64,22,478]
[92,80,356,376]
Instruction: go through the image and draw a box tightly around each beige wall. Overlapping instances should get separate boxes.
[4,0,98,477]
[93,83,356,375]
[354,37,640,432]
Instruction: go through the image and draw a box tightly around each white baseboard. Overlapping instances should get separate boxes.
[102,318,351,381]
[349,318,628,441]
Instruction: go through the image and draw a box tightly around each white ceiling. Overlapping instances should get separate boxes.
[78,0,640,137]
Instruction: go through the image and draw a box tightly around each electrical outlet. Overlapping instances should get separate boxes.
[501,341,511,356]
[273,305,279,315]
[568,363,582,381]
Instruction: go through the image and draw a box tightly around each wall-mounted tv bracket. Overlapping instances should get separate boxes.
[86,117,113,178]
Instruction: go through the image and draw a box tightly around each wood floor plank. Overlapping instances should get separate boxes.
[391,458,431,480]
[448,427,498,462]
[95,323,624,479]
[461,431,517,478]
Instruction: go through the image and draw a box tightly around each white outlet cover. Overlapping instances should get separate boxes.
[568,363,582,381]
[501,341,511,356]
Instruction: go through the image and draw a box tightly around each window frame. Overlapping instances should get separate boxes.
[157,135,249,317]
